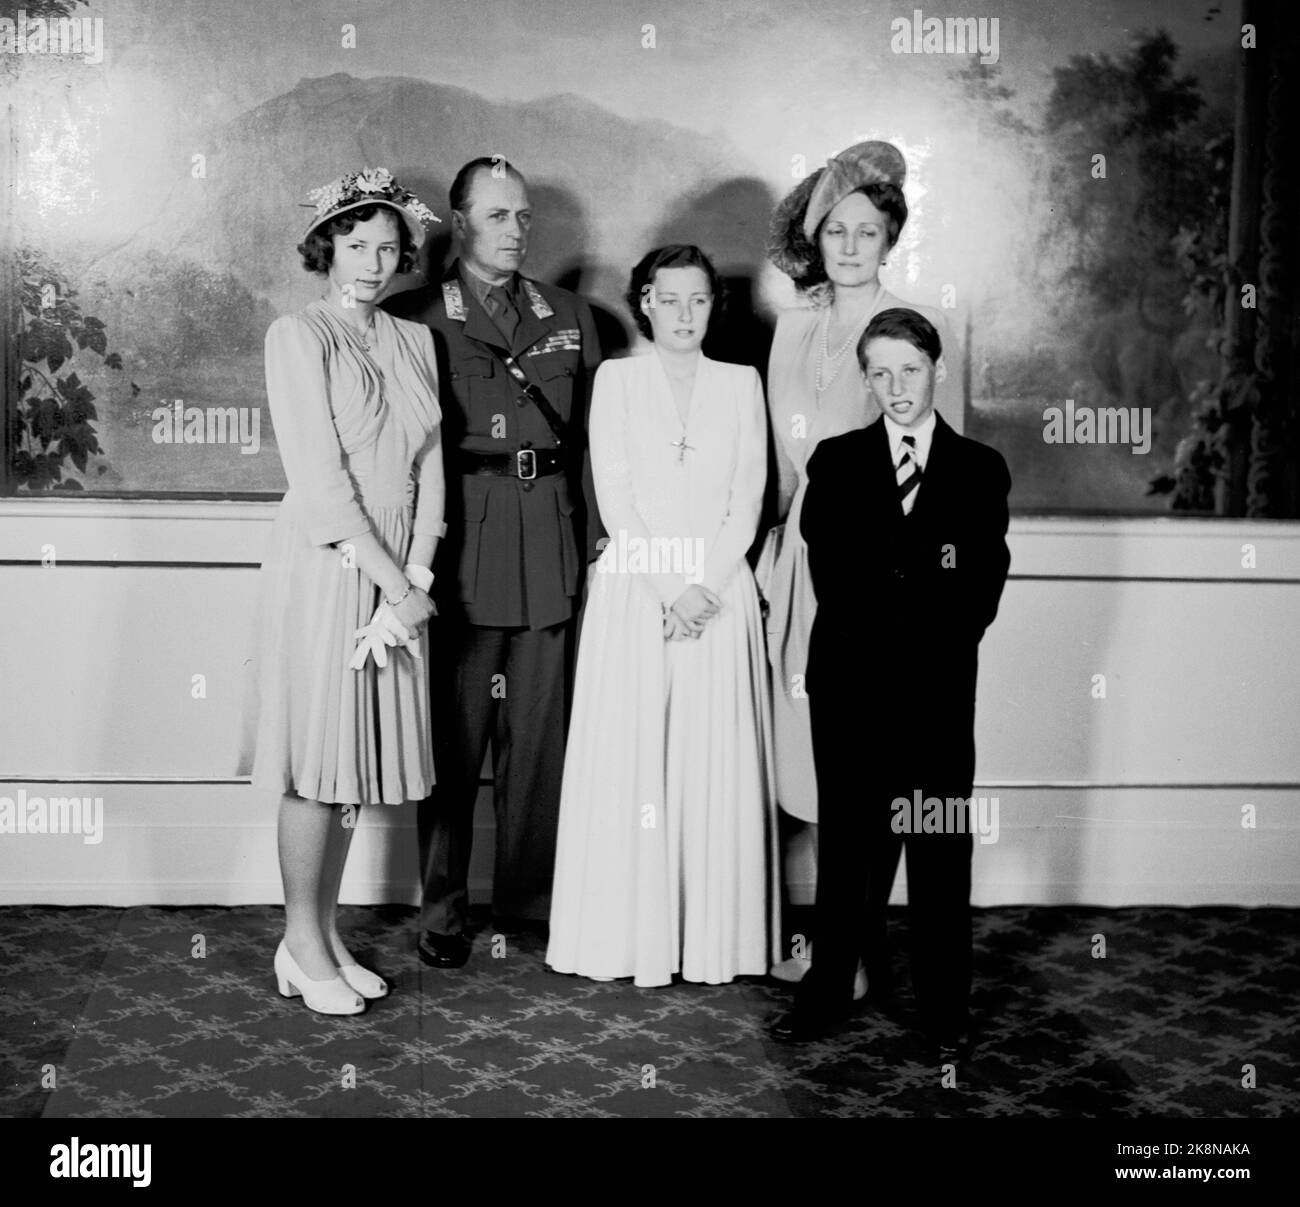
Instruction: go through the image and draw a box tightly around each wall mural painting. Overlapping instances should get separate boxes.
[4,0,1294,515]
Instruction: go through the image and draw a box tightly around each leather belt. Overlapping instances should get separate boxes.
[457,448,564,480]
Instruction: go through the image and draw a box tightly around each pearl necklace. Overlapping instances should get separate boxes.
[815,287,883,394]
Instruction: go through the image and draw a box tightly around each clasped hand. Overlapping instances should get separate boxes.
[664,583,721,641]
[349,569,436,671]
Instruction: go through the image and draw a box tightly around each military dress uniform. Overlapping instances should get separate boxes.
[384,261,601,934]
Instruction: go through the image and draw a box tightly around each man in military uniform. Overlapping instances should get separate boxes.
[384,156,601,968]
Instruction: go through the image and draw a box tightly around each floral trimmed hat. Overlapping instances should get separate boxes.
[302,167,439,247]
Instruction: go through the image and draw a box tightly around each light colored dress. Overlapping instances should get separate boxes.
[545,353,780,987]
[243,299,445,805]
[757,291,962,822]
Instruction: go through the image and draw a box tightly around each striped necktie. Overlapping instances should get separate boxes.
[896,434,922,516]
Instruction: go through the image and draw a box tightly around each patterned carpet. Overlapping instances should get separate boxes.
[1,905,1296,1118]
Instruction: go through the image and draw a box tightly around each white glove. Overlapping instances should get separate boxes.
[388,563,435,644]
[348,566,432,671]
[376,600,421,653]
[349,608,402,670]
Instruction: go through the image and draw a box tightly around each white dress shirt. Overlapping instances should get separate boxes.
[883,409,937,473]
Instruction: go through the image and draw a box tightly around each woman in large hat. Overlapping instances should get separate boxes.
[244,168,446,1014]
[759,141,962,988]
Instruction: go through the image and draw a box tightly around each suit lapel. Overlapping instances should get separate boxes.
[862,419,902,526]
[462,295,509,353]
[452,264,551,362]
[510,283,550,358]
[908,413,953,523]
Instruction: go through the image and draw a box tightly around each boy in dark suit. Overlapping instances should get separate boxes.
[771,308,1011,1061]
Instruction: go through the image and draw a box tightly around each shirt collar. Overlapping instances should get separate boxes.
[459,259,517,307]
[883,409,937,468]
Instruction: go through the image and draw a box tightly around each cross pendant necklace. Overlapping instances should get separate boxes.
[662,354,698,464]
[358,313,376,352]
[326,294,377,352]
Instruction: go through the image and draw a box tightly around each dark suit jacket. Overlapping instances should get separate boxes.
[384,261,602,629]
[800,413,1011,795]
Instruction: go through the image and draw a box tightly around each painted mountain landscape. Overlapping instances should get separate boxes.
[21,71,769,493]
[8,0,1242,511]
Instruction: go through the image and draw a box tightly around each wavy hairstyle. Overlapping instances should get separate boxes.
[625,243,726,341]
[297,203,419,276]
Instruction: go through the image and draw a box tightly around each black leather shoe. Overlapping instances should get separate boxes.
[418,931,472,969]
[770,1009,844,1044]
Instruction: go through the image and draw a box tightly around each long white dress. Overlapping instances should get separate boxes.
[545,352,780,987]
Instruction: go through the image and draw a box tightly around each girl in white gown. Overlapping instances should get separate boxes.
[546,245,779,987]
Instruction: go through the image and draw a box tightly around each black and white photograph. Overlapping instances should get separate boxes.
[1,0,1296,1177]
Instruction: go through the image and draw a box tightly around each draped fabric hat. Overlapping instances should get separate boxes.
[801,140,907,239]
[301,167,439,247]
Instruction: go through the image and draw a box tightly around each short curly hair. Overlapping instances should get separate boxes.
[767,171,907,294]
[625,244,725,341]
[297,203,419,275]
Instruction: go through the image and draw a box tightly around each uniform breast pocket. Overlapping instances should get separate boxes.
[450,355,496,414]
[534,355,577,410]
